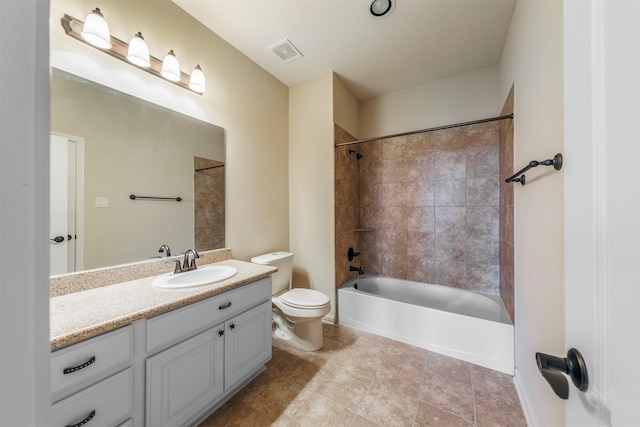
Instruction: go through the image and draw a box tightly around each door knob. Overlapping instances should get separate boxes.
[535,348,588,399]
[50,235,65,243]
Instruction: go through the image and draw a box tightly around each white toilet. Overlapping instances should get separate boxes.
[251,251,331,351]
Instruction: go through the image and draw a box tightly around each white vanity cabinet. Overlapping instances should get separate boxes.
[50,326,133,427]
[145,277,272,427]
[51,276,273,427]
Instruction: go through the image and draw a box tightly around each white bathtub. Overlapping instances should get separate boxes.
[338,275,514,374]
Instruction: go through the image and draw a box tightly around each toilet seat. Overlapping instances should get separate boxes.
[280,288,330,309]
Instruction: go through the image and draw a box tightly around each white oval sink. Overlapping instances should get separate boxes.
[153,265,238,289]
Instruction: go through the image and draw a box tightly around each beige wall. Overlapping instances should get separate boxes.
[333,74,360,139]
[360,66,501,138]
[51,0,289,263]
[498,0,565,425]
[289,73,336,318]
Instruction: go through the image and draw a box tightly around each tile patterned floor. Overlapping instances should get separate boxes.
[199,324,527,427]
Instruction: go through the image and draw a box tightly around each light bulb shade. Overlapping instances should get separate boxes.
[126,32,150,67]
[161,50,181,82]
[81,8,111,49]
[189,65,206,93]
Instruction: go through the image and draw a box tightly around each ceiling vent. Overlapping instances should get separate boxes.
[268,39,303,63]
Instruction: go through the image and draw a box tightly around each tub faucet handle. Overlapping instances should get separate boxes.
[348,247,360,261]
[350,266,363,275]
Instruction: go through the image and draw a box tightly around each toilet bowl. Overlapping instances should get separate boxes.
[251,252,331,351]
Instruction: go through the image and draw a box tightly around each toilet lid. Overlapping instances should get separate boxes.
[280,288,330,309]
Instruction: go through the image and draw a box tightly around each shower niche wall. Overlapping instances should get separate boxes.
[335,120,506,299]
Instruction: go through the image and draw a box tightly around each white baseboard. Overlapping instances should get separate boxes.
[322,312,335,324]
[514,368,537,427]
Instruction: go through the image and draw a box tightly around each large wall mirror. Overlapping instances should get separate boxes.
[50,68,225,275]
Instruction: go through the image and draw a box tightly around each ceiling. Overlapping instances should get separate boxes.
[173,0,516,101]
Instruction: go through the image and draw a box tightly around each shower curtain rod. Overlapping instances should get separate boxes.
[334,113,514,148]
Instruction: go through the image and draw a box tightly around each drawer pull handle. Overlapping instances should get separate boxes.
[63,356,96,374]
[66,409,95,427]
[218,302,232,310]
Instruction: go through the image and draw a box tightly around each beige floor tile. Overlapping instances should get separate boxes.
[419,369,475,422]
[224,406,275,427]
[384,341,428,370]
[424,351,472,384]
[351,414,382,427]
[288,394,356,427]
[374,358,425,397]
[339,349,385,379]
[323,323,362,345]
[198,394,246,427]
[414,401,473,427]
[314,367,373,411]
[471,364,519,402]
[199,324,527,427]
[358,381,418,427]
[246,376,311,422]
[474,389,527,427]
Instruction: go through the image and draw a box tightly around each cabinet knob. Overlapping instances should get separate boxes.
[229,323,235,330]
[218,330,224,337]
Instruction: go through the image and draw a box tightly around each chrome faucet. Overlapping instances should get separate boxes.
[158,244,171,257]
[182,249,200,271]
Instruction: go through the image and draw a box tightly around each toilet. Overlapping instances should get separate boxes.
[251,251,331,351]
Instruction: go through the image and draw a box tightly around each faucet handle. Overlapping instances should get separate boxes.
[189,250,200,269]
[173,260,183,274]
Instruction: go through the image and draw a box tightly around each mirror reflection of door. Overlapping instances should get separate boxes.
[50,133,84,275]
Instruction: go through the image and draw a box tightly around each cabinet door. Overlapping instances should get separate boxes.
[225,300,272,388]
[146,327,224,427]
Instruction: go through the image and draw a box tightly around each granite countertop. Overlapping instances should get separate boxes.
[50,259,276,351]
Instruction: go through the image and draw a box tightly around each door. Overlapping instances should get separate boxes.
[50,133,84,275]
[50,134,73,275]
[224,301,272,388]
[564,0,640,425]
[146,327,224,427]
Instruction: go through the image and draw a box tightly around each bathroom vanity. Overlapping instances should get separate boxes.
[50,258,275,427]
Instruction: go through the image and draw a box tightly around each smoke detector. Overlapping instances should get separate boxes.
[268,39,303,63]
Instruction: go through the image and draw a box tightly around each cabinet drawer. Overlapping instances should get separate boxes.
[52,326,132,397]
[50,368,132,427]
[147,277,271,353]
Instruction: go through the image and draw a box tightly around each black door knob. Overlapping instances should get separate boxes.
[50,236,65,243]
[535,348,588,399]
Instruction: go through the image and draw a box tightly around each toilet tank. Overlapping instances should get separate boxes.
[250,251,294,295]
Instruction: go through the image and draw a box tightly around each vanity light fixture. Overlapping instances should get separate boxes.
[160,50,181,82]
[126,32,151,68]
[81,8,111,49]
[189,65,207,93]
[61,11,205,95]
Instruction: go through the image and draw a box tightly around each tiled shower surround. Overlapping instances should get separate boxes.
[194,156,225,252]
[335,121,503,296]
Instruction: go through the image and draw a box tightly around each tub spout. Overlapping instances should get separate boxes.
[350,266,363,274]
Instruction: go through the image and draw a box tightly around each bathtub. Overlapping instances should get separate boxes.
[338,275,514,374]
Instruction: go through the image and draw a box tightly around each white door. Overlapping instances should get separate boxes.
[50,134,81,275]
[50,134,71,275]
[564,0,640,425]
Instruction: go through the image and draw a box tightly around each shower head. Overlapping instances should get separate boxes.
[348,149,364,160]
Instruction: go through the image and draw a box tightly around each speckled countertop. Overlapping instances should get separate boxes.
[50,259,276,351]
